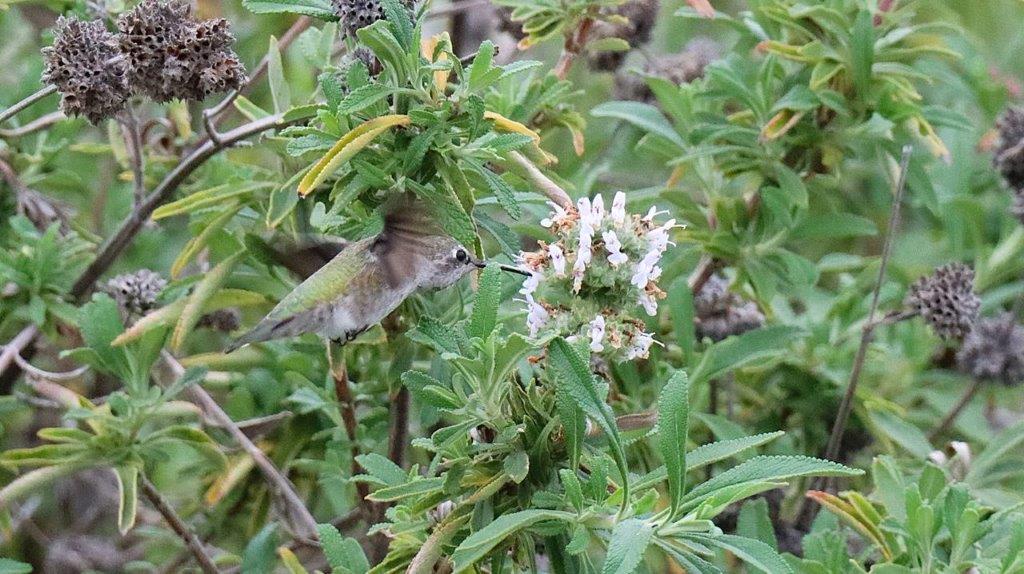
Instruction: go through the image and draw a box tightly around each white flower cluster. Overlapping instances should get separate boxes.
[518,192,677,361]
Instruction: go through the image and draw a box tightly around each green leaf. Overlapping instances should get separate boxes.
[591,101,685,148]
[337,83,394,115]
[318,523,369,574]
[472,163,521,220]
[548,338,629,511]
[379,0,412,48]
[355,453,407,486]
[268,36,291,113]
[504,451,530,484]
[468,41,496,91]
[658,370,690,517]
[690,326,806,386]
[692,534,792,574]
[848,10,875,99]
[451,510,573,572]
[602,519,654,574]
[468,264,501,339]
[171,252,244,351]
[241,0,335,19]
[78,294,131,380]
[0,559,32,574]
[868,408,933,458]
[367,478,444,502]
[560,468,584,512]
[685,456,862,502]
[115,465,139,535]
[242,524,280,574]
[737,498,777,550]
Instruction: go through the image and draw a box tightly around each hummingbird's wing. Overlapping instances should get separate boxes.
[371,195,447,288]
[225,238,372,351]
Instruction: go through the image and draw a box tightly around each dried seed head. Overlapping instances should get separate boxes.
[332,0,412,40]
[614,37,719,102]
[956,313,1024,386]
[587,0,660,72]
[994,105,1024,190]
[197,308,241,332]
[905,263,980,340]
[105,269,166,315]
[693,274,764,342]
[41,17,130,124]
[117,0,246,102]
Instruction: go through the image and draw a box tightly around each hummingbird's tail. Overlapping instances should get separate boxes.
[224,316,296,353]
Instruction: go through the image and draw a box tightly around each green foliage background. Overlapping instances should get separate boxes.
[1,0,1024,572]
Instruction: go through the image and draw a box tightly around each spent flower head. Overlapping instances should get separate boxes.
[956,313,1024,387]
[332,0,413,40]
[105,269,166,316]
[905,263,980,340]
[693,274,764,342]
[518,192,678,361]
[117,0,246,102]
[42,17,130,124]
[994,105,1024,191]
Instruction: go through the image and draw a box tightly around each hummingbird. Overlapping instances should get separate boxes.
[225,197,527,352]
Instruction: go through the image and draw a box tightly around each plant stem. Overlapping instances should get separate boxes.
[0,325,39,387]
[387,387,410,468]
[929,378,984,440]
[823,145,912,467]
[140,475,220,574]
[118,104,147,206]
[0,111,65,139]
[506,150,573,210]
[0,85,57,125]
[162,352,321,544]
[330,356,369,505]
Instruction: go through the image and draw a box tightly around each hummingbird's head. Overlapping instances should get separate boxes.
[418,238,483,290]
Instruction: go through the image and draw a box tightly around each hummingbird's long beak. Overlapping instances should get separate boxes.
[497,263,531,276]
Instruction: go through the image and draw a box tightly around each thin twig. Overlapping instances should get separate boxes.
[11,352,89,381]
[331,359,369,505]
[387,387,410,468]
[118,104,147,206]
[0,325,39,384]
[162,352,321,544]
[0,111,66,139]
[0,85,58,125]
[823,145,913,466]
[929,378,984,440]
[506,151,573,210]
[140,474,220,574]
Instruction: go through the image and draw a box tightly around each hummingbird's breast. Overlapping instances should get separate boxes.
[320,279,413,340]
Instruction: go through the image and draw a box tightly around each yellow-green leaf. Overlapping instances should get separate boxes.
[170,252,244,351]
[297,114,410,196]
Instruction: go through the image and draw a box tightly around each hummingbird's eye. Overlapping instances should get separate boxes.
[454,248,470,264]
